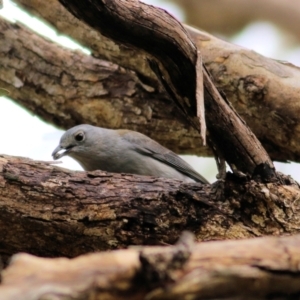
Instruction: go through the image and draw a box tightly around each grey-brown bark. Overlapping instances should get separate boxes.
[5,1,300,163]
[2,233,300,300]
[0,154,299,263]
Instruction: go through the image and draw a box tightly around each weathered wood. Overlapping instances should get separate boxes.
[2,233,300,300]
[0,154,213,260]
[0,155,299,262]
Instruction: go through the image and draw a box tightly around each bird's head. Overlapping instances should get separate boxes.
[52,124,94,160]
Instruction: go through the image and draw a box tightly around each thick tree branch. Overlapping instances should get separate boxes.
[9,0,300,163]
[58,0,207,140]
[2,234,300,299]
[0,155,299,262]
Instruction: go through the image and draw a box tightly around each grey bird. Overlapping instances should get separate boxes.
[52,124,209,183]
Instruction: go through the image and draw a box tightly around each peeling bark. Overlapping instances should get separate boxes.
[2,234,300,299]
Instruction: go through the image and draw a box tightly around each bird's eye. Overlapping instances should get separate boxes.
[74,132,84,142]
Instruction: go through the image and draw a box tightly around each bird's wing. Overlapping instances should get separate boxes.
[119,130,209,184]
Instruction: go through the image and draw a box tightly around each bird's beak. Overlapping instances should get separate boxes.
[52,145,69,160]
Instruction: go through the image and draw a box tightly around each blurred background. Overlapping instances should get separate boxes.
[1,0,300,182]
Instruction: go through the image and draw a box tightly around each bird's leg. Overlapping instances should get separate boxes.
[215,155,226,180]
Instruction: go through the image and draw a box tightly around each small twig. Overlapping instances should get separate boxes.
[196,50,206,145]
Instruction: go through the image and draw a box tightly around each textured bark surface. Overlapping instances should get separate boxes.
[6,1,300,163]
[2,234,300,300]
[0,154,299,263]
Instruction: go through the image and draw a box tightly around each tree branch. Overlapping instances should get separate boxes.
[59,0,207,139]
[0,155,299,262]
[2,233,300,299]
[10,0,300,163]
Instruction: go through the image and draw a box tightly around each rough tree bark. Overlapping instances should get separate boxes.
[0,155,299,260]
[1,1,300,299]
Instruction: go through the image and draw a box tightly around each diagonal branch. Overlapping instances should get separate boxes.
[58,0,206,139]
[58,0,274,178]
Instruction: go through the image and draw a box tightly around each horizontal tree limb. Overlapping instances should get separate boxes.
[2,233,300,299]
[0,154,299,262]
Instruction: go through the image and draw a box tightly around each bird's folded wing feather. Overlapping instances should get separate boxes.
[120,130,209,184]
